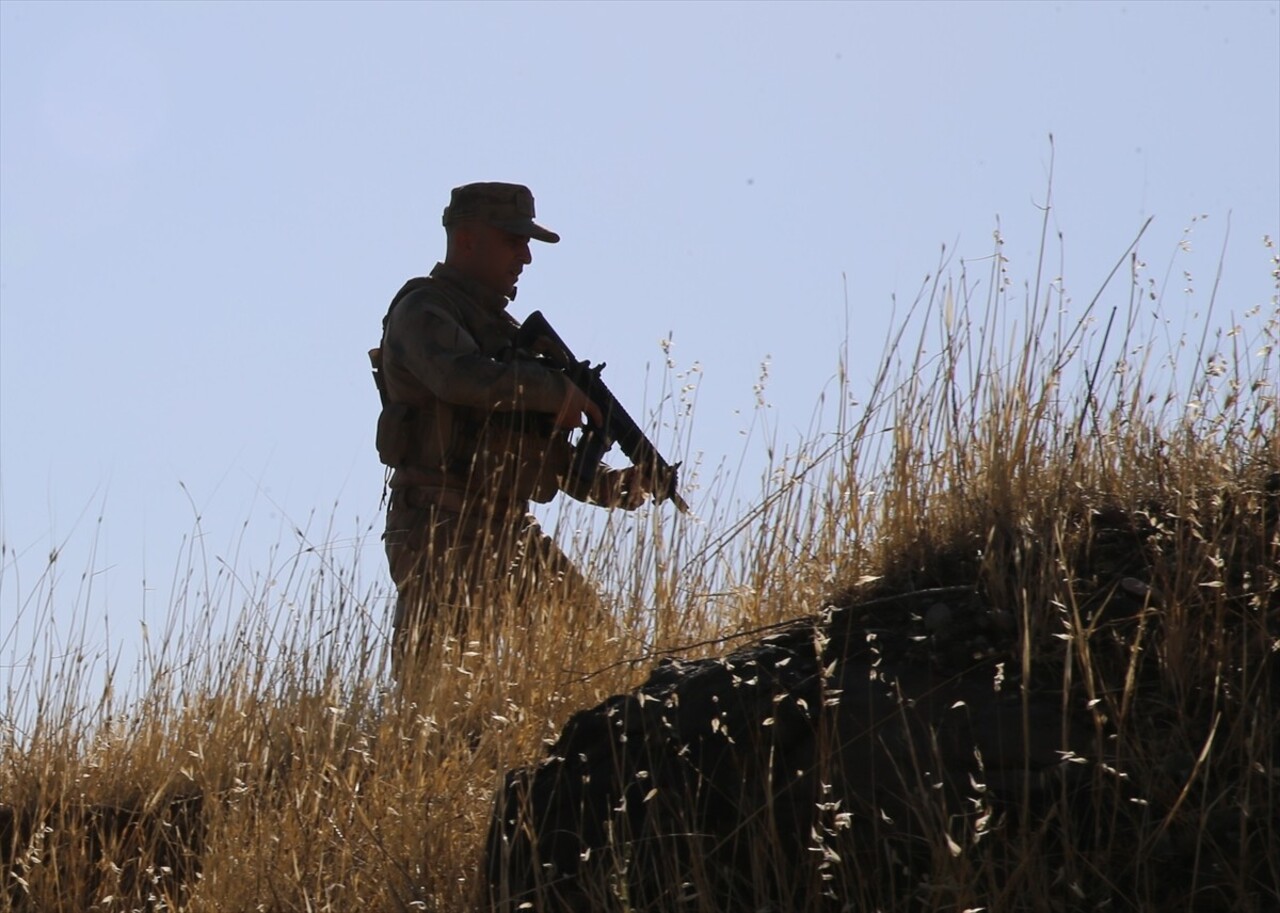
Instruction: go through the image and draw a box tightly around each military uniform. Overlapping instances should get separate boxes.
[374,183,628,668]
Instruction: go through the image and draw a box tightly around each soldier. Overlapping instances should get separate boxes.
[372,182,653,674]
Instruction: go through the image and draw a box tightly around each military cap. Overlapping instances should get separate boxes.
[441,181,560,243]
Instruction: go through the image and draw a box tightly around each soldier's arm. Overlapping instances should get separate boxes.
[383,298,570,416]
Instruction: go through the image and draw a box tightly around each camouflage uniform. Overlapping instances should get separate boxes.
[375,183,626,668]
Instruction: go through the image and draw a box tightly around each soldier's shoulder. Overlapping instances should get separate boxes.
[390,278,468,322]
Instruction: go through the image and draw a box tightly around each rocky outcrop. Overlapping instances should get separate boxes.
[1,793,204,912]
[485,588,1091,912]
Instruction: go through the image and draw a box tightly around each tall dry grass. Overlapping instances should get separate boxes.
[1,203,1276,911]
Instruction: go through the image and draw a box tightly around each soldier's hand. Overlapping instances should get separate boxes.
[625,467,651,510]
[619,465,677,510]
[602,466,651,510]
[554,382,604,429]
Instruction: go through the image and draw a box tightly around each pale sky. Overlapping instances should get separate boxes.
[2,0,1277,707]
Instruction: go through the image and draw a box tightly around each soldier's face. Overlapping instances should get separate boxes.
[459,221,533,297]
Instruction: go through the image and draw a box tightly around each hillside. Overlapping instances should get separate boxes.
[2,228,1277,912]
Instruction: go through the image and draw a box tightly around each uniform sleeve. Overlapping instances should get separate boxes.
[382,296,568,414]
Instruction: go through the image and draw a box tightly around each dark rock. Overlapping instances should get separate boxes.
[1,793,204,912]
[484,596,1088,912]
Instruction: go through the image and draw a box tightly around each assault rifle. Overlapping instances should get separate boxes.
[515,311,689,513]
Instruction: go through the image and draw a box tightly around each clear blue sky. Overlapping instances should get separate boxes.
[2,1,1277,705]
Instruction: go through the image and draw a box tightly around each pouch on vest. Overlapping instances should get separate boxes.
[371,345,409,468]
[378,399,460,471]
[376,402,417,468]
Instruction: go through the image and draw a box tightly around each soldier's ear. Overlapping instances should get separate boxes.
[445,221,477,258]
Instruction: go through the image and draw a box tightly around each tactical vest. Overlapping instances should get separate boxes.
[370,278,571,504]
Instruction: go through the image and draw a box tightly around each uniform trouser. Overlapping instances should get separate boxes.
[382,493,594,677]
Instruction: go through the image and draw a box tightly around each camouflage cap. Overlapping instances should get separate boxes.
[441,182,560,243]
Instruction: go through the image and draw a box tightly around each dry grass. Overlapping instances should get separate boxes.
[2,205,1277,911]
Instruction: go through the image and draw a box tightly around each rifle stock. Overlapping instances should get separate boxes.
[516,311,689,513]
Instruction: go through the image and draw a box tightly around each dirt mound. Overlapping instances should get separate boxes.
[484,493,1279,912]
